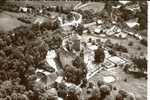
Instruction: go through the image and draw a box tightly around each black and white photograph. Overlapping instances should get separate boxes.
[0,0,148,100]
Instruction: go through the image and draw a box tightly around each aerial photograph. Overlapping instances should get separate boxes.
[0,0,148,100]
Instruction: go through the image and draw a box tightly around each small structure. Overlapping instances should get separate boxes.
[115,32,128,39]
[125,3,141,12]
[103,76,116,83]
[88,45,98,51]
[119,1,131,5]
[19,7,28,13]
[33,17,46,25]
[46,50,58,72]
[97,19,103,25]
[55,76,63,84]
[70,34,81,51]
[103,59,115,69]
[35,69,57,86]
[94,28,101,34]
[108,56,126,65]
[58,48,76,68]
[125,18,140,29]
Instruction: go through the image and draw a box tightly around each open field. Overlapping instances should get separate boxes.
[6,1,79,9]
[0,12,25,31]
[108,36,147,58]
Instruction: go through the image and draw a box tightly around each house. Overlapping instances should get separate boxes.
[103,59,115,69]
[96,19,103,25]
[71,34,81,51]
[46,50,58,72]
[115,32,127,39]
[33,17,46,25]
[94,28,101,34]
[125,18,140,28]
[58,48,76,69]
[35,69,58,86]
[107,56,127,65]
[19,7,28,13]
[119,1,131,5]
[125,2,141,12]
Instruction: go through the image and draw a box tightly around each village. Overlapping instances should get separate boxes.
[0,0,148,100]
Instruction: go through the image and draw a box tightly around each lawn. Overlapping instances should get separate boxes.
[0,12,25,31]
[108,36,147,58]
[7,1,79,9]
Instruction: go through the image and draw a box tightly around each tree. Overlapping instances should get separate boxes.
[87,88,99,100]
[140,39,147,46]
[132,57,147,73]
[94,46,105,64]
[0,25,53,100]
[65,86,79,100]
[64,65,78,84]
[45,35,62,49]
[75,24,84,35]
[99,85,111,100]
[67,13,73,21]
[88,38,92,43]
[113,44,128,53]
[38,88,58,100]
[72,56,87,78]
[115,93,124,100]
[0,0,6,11]
[57,82,67,99]
[97,80,105,88]
[128,41,133,46]
[60,6,64,13]
[55,6,59,12]
[52,20,60,30]
[64,56,87,85]
[108,49,116,56]
[137,1,147,30]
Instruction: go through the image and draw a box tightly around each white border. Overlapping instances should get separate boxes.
[148,1,150,100]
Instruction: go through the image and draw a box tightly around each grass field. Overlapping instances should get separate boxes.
[0,12,25,32]
[6,1,79,9]
[108,36,147,58]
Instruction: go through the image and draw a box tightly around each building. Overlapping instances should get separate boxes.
[58,48,76,69]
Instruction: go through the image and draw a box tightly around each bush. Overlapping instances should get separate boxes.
[128,41,133,46]
[113,44,128,53]
[94,46,105,63]
[140,39,147,46]
[137,46,141,50]
[18,17,31,24]
[108,50,116,56]
[88,38,92,43]
[132,57,147,73]
[97,80,105,88]
[64,56,87,85]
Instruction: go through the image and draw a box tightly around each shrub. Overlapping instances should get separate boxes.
[140,39,147,46]
[94,46,105,63]
[128,41,133,46]
[18,17,31,24]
